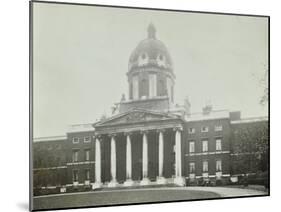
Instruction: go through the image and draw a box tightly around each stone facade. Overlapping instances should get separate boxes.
[33,24,268,194]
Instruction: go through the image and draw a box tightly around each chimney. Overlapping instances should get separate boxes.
[202,104,212,115]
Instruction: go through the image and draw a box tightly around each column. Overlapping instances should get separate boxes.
[92,136,102,189]
[174,127,185,186]
[157,129,166,184]
[140,131,150,185]
[124,132,134,186]
[108,134,118,187]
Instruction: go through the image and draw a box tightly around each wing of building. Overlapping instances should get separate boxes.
[33,24,269,195]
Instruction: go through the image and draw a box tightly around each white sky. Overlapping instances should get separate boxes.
[33,3,268,137]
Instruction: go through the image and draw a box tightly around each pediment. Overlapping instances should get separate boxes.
[95,110,179,127]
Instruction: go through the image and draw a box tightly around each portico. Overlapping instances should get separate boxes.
[92,109,185,189]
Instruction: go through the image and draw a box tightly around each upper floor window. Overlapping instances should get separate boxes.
[189,162,195,173]
[216,138,222,151]
[73,170,78,182]
[216,160,222,172]
[202,140,208,152]
[189,141,195,153]
[201,126,209,133]
[188,128,195,134]
[84,136,91,143]
[215,125,223,131]
[203,161,208,172]
[72,137,79,144]
[85,149,90,161]
[72,150,79,162]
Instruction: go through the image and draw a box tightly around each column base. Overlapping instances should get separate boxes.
[140,178,151,186]
[156,177,167,184]
[174,177,185,186]
[108,180,118,188]
[92,182,102,190]
[123,179,134,187]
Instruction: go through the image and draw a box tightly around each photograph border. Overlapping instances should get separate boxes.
[29,1,270,211]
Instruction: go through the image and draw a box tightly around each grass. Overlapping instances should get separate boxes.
[33,188,220,210]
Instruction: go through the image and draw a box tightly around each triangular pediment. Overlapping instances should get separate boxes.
[95,109,179,127]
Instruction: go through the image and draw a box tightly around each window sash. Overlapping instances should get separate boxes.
[202,140,208,152]
[203,161,208,172]
[189,142,195,153]
[216,160,222,172]
[216,139,222,151]
[189,162,195,173]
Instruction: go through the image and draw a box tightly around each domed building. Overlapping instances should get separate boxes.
[33,24,268,195]
[119,23,179,114]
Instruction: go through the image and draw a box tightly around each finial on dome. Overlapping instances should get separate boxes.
[147,23,156,39]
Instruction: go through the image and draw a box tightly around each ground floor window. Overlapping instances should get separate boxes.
[203,161,208,172]
[216,160,222,172]
[85,169,90,180]
[189,162,195,173]
[73,170,78,182]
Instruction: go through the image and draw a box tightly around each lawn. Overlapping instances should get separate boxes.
[33,188,220,210]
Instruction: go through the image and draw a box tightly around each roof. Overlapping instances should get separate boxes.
[184,110,230,122]
[67,123,95,133]
[33,135,66,143]
[128,24,173,72]
[231,116,268,124]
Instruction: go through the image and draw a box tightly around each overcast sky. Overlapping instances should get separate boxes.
[33,2,268,138]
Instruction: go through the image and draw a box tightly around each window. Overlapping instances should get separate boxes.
[149,74,157,97]
[85,149,90,161]
[189,141,195,153]
[202,140,208,152]
[85,169,90,180]
[189,162,195,173]
[201,126,209,132]
[215,125,223,131]
[188,128,195,134]
[84,136,91,143]
[132,75,139,100]
[216,160,222,172]
[72,137,79,144]
[73,170,78,182]
[72,150,79,162]
[203,161,208,172]
[216,138,222,151]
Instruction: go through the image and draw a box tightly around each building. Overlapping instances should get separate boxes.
[33,24,268,194]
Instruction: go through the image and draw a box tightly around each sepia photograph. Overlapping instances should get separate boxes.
[30,1,269,211]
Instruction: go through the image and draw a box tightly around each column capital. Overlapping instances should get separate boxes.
[156,128,166,133]
[108,133,117,138]
[173,126,183,132]
[124,132,132,136]
[94,133,102,139]
[140,130,149,135]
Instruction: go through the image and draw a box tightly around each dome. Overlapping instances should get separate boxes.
[128,23,173,72]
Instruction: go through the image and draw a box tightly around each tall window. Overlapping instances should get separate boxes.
[216,160,222,172]
[201,126,209,132]
[149,74,157,97]
[132,75,139,100]
[72,137,79,144]
[189,162,195,173]
[202,140,208,152]
[85,149,90,161]
[216,138,222,151]
[189,141,195,153]
[72,150,79,162]
[203,161,208,172]
[73,170,78,182]
[85,169,90,180]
